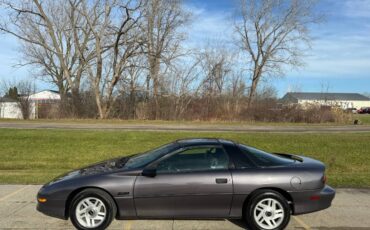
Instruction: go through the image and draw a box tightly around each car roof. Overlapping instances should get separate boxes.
[175,138,236,147]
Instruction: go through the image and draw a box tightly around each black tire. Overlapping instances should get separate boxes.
[244,190,291,230]
[70,188,117,230]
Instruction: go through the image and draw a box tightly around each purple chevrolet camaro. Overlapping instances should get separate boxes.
[37,138,335,230]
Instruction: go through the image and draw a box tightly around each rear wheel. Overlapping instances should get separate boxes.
[70,189,116,230]
[244,190,291,230]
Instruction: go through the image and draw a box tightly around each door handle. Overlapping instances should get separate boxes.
[215,178,228,184]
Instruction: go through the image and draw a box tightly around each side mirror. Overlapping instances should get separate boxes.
[142,168,156,177]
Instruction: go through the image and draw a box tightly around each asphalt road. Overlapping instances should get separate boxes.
[0,185,369,229]
[1,121,370,132]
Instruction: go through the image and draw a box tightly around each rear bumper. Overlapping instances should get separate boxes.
[290,185,335,215]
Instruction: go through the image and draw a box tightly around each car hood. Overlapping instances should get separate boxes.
[45,156,130,186]
[79,157,129,175]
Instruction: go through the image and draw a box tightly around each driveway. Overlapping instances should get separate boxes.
[1,121,370,133]
[0,185,369,229]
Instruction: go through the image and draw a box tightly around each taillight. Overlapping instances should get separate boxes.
[310,195,320,201]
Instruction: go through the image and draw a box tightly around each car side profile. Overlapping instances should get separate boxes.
[37,138,335,230]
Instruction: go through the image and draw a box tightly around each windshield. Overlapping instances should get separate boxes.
[122,143,179,169]
[239,144,295,167]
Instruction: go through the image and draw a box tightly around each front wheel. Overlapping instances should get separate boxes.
[70,189,117,230]
[244,190,291,230]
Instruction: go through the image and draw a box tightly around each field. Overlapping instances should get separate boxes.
[0,117,364,126]
[0,129,369,187]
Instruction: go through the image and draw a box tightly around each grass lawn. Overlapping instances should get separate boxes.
[354,114,370,125]
[0,129,369,187]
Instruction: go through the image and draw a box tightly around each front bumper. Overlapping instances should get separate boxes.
[290,185,335,215]
[36,193,67,220]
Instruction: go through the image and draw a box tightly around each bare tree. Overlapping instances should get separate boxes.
[199,47,232,97]
[224,70,247,118]
[234,0,321,107]
[79,0,143,119]
[198,47,233,118]
[141,0,190,119]
[0,0,93,116]
[168,58,201,119]
[115,56,146,119]
[17,81,36,119]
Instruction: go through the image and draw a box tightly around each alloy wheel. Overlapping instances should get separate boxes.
[75,197,107,228]
[253,198,285,229]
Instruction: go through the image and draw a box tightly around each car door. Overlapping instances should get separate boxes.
[133,145,233,218]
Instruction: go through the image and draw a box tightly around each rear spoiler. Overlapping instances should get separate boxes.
[273,153,303,162]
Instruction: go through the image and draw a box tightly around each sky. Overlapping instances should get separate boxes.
[0,0,369,97]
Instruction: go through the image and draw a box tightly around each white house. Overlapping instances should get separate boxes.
[281,92,370,110]
[0,97,24,119]
[0,90,61,119]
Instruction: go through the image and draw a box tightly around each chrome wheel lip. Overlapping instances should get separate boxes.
[253,198,285,230]
[75,197,107,228]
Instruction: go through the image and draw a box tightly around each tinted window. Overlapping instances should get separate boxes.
[223,144,255,169]
[157,146,229,173]
[239,144,294,167]
[123,143,178,169]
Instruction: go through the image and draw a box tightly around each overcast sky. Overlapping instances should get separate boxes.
[0,0,369,97]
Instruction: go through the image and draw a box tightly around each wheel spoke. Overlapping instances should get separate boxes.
[274,213,284,219]
[83,200,90,207]
[77,207,87,215]
[85,216,91,227]
[87,199,95,207]
[271,218,277,226]
[94,200,100,208]
[265,218,273,227]
[275,209,283,214]
[256,212,264,222]
[94,215,105,221]
[267,199,272,207]
[271,199,276,210]
[258,204,269,212]
[96,201,104,210]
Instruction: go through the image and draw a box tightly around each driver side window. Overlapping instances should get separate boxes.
[157,146,229,173]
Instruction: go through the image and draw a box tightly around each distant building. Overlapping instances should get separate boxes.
[0,90,61,119]
[280,92,370,110]
[28,90,61,101]
[0,97,24,119]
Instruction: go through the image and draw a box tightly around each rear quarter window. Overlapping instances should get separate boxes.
[238,144,295,167]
